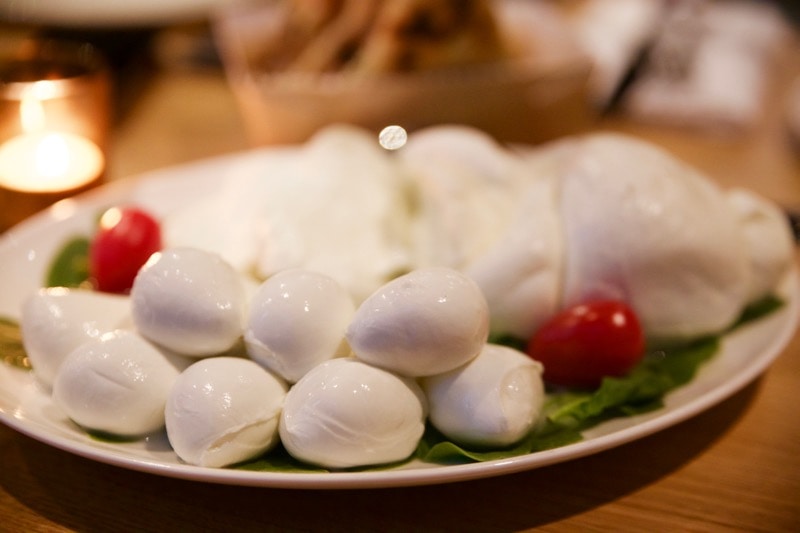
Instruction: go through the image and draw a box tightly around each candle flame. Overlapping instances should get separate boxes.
[17,83,75,181]
[28,80,60,100]
[0,80,104,193]
[35,134,70,179]
[19,89,47,133]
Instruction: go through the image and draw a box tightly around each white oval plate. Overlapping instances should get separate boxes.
[0,149,797,489]
[0,0,233,27]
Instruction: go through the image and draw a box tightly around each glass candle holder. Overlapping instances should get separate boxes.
[0,38,110,232]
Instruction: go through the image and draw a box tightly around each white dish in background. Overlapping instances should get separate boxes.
[0,0,233,27]
[0,149,797,489]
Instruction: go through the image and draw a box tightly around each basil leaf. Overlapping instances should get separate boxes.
[547,337,719,429]
[731,294,783,329]
[235,444,328,473]
[46,236,90,288]
[415,337,719,466]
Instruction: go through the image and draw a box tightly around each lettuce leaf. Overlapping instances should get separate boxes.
[46,236,90,288]
[417,336,718,465]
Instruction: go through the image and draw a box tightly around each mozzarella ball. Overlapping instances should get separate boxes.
[726,188,794,302]
[52,330,186,436]
[279,358,427,469]
[346,268,489,377]
[164,125,412,305]
[20,288,131,388]
[399,126,530,269]
[422,344,545,448]
[131,247,247,356]
[165,357,287,468]
[245,269,355,383]
[559,134,751,339]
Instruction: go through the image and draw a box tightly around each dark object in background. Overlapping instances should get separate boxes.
[40,28,157,123]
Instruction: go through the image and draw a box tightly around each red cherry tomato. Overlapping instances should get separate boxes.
[89,206,162,294]
[526,300,645,389]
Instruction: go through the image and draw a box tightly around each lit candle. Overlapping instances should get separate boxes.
[0,131,104,192]
[0,84,104,193]
[0,39,109,232]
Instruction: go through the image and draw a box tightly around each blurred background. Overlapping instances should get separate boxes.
[2,3,800,530]
[0,0,799,198]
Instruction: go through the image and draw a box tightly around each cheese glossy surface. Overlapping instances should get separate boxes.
[245,269,355,383]
[346,267,489,377]
[131,247,247,356]
[423,343,545,448]
[52,330,185,436]
[20,287,131,388]
[279,358,426,469]
[165,357,287,468]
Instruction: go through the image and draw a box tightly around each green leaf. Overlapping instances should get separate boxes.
[234,444,329,473]
[547,337,719,429]
[414,336,719,466]
[487,332,528,352]
[731,294,784,329]
[418,424,533,464]
[419,420,585,465]
[46,236,90,288]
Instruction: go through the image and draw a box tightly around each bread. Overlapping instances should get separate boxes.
[256,0,511,74]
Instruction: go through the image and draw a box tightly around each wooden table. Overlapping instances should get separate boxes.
[2,22,800,532]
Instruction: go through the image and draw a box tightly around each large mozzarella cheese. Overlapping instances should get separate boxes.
[245,269,355,383]
[52,330,187,436]
[165,357,287,468]
[279,358,426,469]
[157,146,301,275]
[164,125,412,304]
[20,287,131,388]
[131,247,247,356]
[559,134,752,340]
[422,343,545,448]
[400,127,575,339]
[726,188,794,302]
[398,125,530,269]
[346,267,489,377]
[158,125,793,345]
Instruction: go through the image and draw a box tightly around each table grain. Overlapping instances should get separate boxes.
[1,23,799,533]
